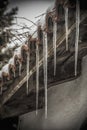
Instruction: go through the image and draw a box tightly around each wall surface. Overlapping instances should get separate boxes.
[19,56,87,130]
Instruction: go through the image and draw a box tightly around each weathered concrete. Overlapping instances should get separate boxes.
[19,55,87,130]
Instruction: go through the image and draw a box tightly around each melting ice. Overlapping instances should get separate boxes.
[65,7,69,51]
[75,0,80,76]
[36,43,39,115]
[43,31,48,118]
[53,21,57,76]
[26,53,30,95]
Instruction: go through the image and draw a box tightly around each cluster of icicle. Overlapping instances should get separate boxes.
[0,41,29,94]
[0,0,80,119]
[19,0,80,119]
[64,0,80,76]
[35,18,58,118]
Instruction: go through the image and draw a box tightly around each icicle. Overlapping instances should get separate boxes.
[43,31,48,119]
[36,43,39,115]
[75,0,80,76]
[19,63,22,76]
[65,7,69,51]
[53,21,57,76]
[26,53,29,95]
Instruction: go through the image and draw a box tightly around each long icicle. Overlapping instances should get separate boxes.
[26,52,30,95]
[36,43,39,115]
[43,31,48,118]
[53,21,57,76]
[65,6,69,51]
[75,0,80,76]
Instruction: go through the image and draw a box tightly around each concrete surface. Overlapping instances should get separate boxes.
[19,55,87,130]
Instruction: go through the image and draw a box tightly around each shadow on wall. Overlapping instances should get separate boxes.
[0,117,18,130]
[64,0,87,10]
[80,118,87,130]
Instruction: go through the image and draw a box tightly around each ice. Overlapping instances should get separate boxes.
[75,0,80,76]
[53,21,57,76]
[36,43,39,115]
[26,52,30,95]
[65,7,69,51]
[43,31,48,118]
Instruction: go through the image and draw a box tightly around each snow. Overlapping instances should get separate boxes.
[0,71,2,78]
[46,1,55,12]
[7,42,16,49]
[29,25,37,39]
[9,57,15,65]
[7,36,27,49]
[2,64,9,74]
[38,14,46,30]
[1,47,8,54]
[14,46,21,58]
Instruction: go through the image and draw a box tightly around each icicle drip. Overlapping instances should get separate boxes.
[75,0,80,76]
[26,53,29,95]
[19,63,22,76]
[65,7,69,51]
[43,31,48,119]
[53,21,57,76]
[36,43,39,115]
